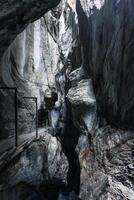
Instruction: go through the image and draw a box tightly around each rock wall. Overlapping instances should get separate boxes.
[0,133,68,200]
[0,0,134,200]
[71,0,134,199]
[67,63,134,199]
[0,1,82,199]
[0,0,61,137]
[0,0,80,138]
[0,0,60,59]
[77,0,134,130]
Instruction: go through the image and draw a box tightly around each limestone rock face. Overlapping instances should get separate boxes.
[66,53,134,200]
[77,0,134,130]
[0,2,81,198]
[0,0,79,138]
[0,0,61,59]
[75,1,134,199]
[0,133,68,200]
[1,0,134,199]
[67,79,96,107]
[67,70,97,136]
[0,2,80,198]
[89,127,134,200]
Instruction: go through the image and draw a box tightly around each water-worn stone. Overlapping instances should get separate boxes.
[77,0,134,130]
[0,132,68,199]
[67,76,97,136]
[75,2,134,198]
[0,0,79,138]
[67,79,96,107]
[1,0,134,199]
[0,0,61,59]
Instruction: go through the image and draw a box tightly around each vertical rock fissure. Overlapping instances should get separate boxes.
[59,98,81,199]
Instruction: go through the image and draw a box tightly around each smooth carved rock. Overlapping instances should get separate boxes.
[68,67,87,87]
[0,0,61,59]
[67,78,97,136]
[77,0,134,129]
[0,133,68,199]
[67,79,96,106]
[0,1,78,137]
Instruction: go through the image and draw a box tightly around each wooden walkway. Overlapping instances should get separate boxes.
[0,128,50,172]
[0,128,48,155]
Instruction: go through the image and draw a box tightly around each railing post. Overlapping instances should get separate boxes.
[14,88,18,147]
[23,97,38,139]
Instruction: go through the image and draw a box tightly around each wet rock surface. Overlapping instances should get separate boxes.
[0,1,81,199]
[0,0,134,200]
[74,1,134,199]
[0,0,60,59]
[75,123,134,199]
[0,132,68,200]
[67,66,134,199]
[67,68,97,138]
[77,0,134,130]
[0,0,79,138]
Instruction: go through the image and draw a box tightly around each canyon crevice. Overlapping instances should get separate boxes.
[0,0,134,200]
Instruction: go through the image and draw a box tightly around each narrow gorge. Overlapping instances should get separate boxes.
[0,0,134,200]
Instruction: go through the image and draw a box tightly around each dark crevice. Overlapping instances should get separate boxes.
[59,98,81,197]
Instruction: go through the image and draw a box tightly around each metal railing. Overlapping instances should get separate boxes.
[0,87,38,147]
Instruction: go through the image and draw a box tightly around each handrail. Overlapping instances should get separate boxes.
[0,87,18,147]
[0,88,39,147]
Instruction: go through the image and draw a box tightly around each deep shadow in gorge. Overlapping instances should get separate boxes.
[77,0,134,130]
[0,0,134,199]
[60,98,80,196]
[0,0,81,199]
[37,98,81,200]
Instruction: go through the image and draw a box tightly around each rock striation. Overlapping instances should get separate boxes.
[0,133,68,200]
[0,0,134,199]
[0,1,81,199]
[0,0,79,138]
[77,0,134,130]
[0,0,61,59]
[75,0,134,199]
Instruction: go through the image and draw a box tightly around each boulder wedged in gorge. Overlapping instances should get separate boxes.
[67,68,97,137]
[75,1,134,199]
[68,77,134,198]
[0,0,134,199]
